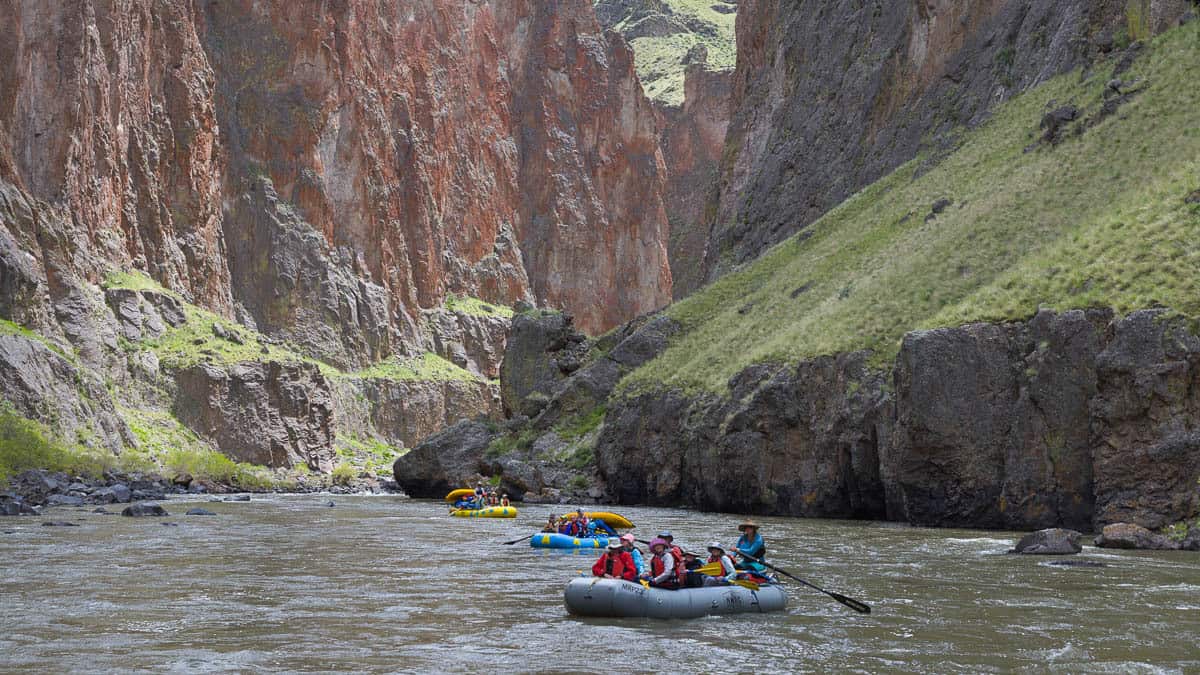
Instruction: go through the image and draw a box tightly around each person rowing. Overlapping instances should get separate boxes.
[732,519,767,572]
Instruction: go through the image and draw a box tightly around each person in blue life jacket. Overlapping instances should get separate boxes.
[620,534,646,575]
[732,519,767,572]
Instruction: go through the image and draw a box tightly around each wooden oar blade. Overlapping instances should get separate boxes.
[830,591,871,614]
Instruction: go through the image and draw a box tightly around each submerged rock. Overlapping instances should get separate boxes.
[1013,528,1083,555]
[185,508,216,516]
[121,503,169,517]
[41,521,79,527]
[1094,523,1179,550]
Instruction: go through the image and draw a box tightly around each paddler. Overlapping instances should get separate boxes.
[732,519,767,571]
[592,538,637,582]
[542,514,559,532]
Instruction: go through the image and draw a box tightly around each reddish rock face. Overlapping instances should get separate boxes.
[656,56,732,299]
[0,0,672,369]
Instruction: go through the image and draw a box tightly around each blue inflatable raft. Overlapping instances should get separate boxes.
[530,533,610,549]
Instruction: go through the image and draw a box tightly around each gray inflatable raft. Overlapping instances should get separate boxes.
[563,578,787,619]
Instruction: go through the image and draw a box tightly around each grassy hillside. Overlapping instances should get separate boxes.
[603,0,737,105]
[623,22,1200,395]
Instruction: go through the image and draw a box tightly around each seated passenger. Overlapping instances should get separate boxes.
[640,538,680,590]
[620,534,646,575]
[500,493,510,507]
[542,514,559,533]
[592,538,638,582]
[703,542,738,587]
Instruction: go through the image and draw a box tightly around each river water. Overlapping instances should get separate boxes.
[1,494,1198,673]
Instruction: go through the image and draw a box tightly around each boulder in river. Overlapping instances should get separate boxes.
[122,503,169,517]
[1094,523,1179,550]
[185,508,216,516]
[1012,528,1083,554]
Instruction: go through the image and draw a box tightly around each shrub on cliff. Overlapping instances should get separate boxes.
[0,405,113,484]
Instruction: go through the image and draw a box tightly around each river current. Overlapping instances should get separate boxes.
[1,494,1197,673]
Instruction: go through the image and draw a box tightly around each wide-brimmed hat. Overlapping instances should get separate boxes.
[648,537,668,550]
[657,530,674,540]
[738,520,759,532]
[707,541,726,553]
[607,537,623,550]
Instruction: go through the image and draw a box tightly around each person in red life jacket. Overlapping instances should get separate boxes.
[703,541,739,587]
[592,538,638,582]
[657,530,689,584]
[500,493,510,507]
[640,537,680,589]
[575,509,589,534]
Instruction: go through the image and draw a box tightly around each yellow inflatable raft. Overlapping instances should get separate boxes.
[450,506,517,518]
[444,488,475,502]
[561,511,634,529]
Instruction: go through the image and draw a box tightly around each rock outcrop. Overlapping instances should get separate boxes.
[704,0,1194,280]
[1012,528,1083,555]
[658,53,733,298]
[594,309,1200,532]
[173,361,336,471]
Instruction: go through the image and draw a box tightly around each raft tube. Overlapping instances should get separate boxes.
[444,488,474,502]
[530,533,610,549]
[561,511,635,529]
[449,506,517,518]
[563,578,787,619]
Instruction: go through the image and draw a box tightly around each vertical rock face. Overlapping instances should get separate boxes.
[658,54,733,299]
[0,0,671,369]
[706,0,1193,278]
[498,0,673,333]
[0,0,674,465]
[173,361,336,471]
[596,309,1200,532]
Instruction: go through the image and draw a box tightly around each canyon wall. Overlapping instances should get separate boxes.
[592,309,1200,533]
[0,0,674,469]
[705,0,1193,278]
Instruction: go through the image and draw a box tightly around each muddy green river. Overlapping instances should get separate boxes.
[1,495,1197,673]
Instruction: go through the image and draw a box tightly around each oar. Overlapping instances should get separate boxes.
[502,533,535,545]
[734,549,871,614]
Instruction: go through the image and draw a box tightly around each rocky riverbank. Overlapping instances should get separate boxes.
[394,306,1200,551]
[1,468,398,516]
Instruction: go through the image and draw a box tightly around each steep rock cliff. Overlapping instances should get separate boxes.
[0,0,673,471]
[595,309,1200,532]
[706,0,1193,278]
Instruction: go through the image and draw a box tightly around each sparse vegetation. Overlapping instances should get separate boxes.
[344,352,482,383]
[0,404,116,484]
[622,22,1200,395]
[444,294,514,319]
[616,0,737,105]
[331,462,357,486]
[555,406,607,441]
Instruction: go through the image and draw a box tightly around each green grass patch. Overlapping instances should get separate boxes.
[331,462,357,486]
[555,406,607,441]
[344,352,481,383]
[102,270,171,294]
[122,407,282,489]
[486,428,538,458]
[445,294,514,319]
[622,22,1200,395]
[335,434,404,476]
[0,404,119,484]
[0,318,75,362]
[619,1,736,106]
